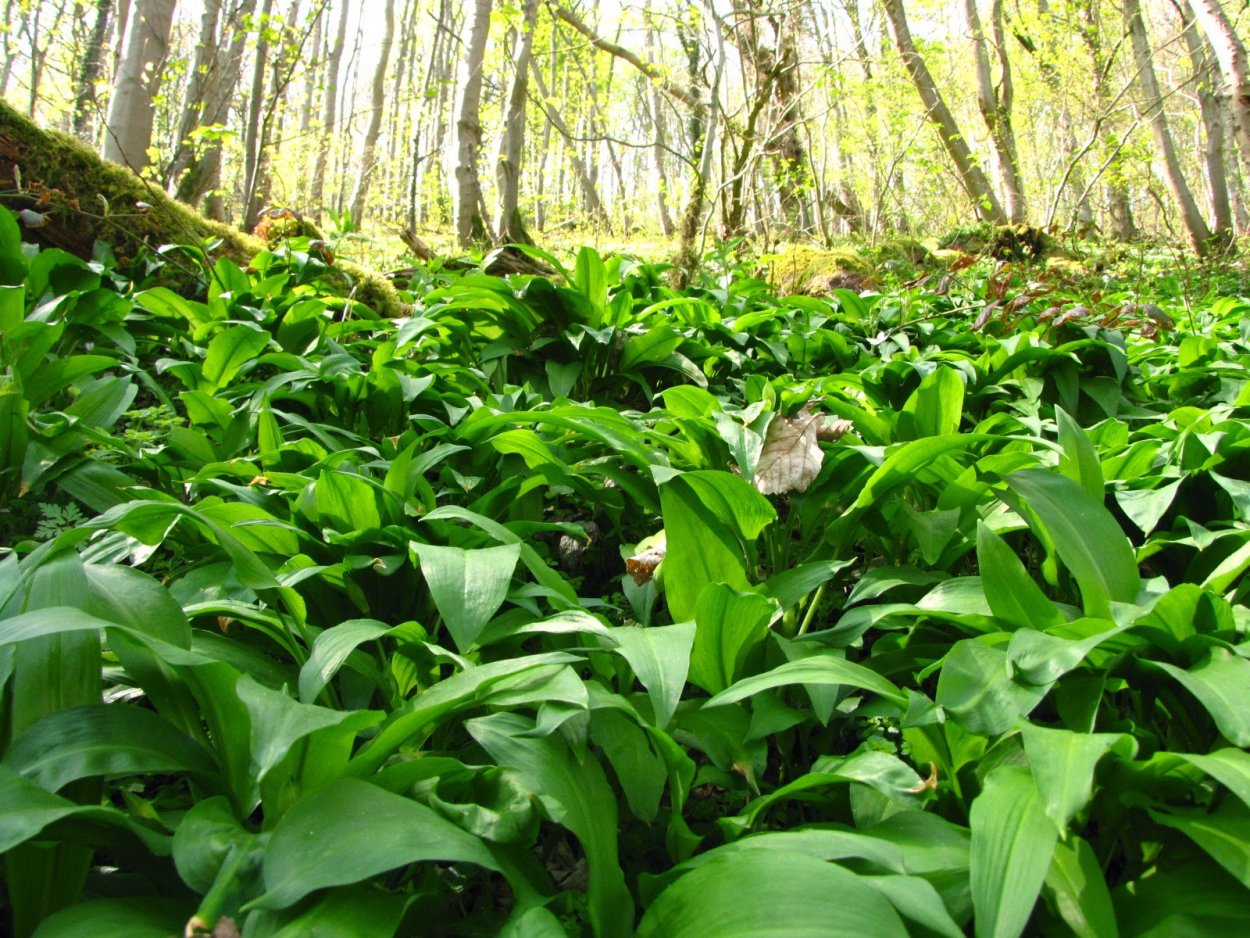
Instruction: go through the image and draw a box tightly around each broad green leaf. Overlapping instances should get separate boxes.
[172,796,257,894]
[637,850,908,937]
[299,618,395,703]
[729,751,926,833]
[977,522,1065,630]
[1020,723,1131,832]
[1005,469,1139,619]
[864,874,965,938]
[706,652,906,708]
[612,621,695,728]
[3,704,216,792]
[1112,857,1250,933]
[1044,835,1118,938]
[937,641,1047,736]
[689,583,777,695]
[1151,800,1250,886]
[970,765,1057,938]
[1055,408,1103,501]
[348,652,581,776]
[30,898,187,938]
[470,712,632,938]
[201,325,270,390]
[658,470,776,622]
[1179,748,1250,810]
[412,542,520,652]
[236,676,382,784]
[315,469,382,532]
[247,777,501,910]
[899,365,965,439]
[1114,478,1181,536]
[1145,646,1250,746]
[249,886,407,938]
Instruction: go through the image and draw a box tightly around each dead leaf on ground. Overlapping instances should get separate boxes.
[754,408,850,495]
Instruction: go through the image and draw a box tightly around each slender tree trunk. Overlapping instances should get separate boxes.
[309,0,349,221]
[529,59,610,228]
[495,0,538,244]
[175,0,256,215]
[349,0,396,226]
[645,27,675,237]
[454,0,494,246]
[1187,0,1250,169]
[880,0,1009,224]
[1176,1,1233,235]
[1124,0,1213,253]
[165,0,221,194]
[240,0,276,228]
[101,0,177,171]
[966,0,1026,222]
[72,0,114,140]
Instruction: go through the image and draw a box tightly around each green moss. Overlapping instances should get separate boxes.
[0,101,260,288]
[767,244,875,295]
[0,101,403,316]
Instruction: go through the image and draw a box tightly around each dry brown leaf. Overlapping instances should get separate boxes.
[625,532,667,585]
[753,408,825,495]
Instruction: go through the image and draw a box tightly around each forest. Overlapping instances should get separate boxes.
[3,1,1250,937]
[4,0,1250,256]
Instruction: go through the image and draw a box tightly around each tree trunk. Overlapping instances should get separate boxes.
[240,0,276,229]
[645,27,675,237]
[101,0,177,172]
[1187,0,1250,169]
[309,0,350,221]
[880,0,1008,224]
[348,0,396,226]
[1124,0,1213,253]
[165,0,222,195]
[495,0,538,244]
[966,0,1026,222]
[173,0,256,216]
[1176,1,1233,235]
[529,59,610,228]
[454,0,494,247]
[72,0,114,140]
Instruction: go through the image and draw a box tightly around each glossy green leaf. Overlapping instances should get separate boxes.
[638,850,908,937]
[970,765,1057,938]
[658,470,776,622]
[3,704,216,792]
[1146,646,1250,746]
[248,777,501,910]
[1044,835,1118,938]
[977,522,1064,630]
[30,898,186,938]
[1179,748,1250,809]
[937,640,1047,736]
[899,365,965,439]
[470,711,632,938]
[1151,800,1250,886]
[201,325,270,390]
[612,621,695,729]
[706,652,906,708]
[689,583,777,695]
[411,542,520,652]
[1020,723,1131,831]
[1004,469,1139,619]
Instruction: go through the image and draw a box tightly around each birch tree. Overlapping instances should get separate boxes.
[454,0,494,246]
[495,0,539,244]
[1186,0,1250,168]
[101,0,177,171]
[348,0,396,225]
[1124,0,1213,253]
[880,0,1009,224]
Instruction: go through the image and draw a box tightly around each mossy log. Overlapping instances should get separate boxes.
[0,100,402,316]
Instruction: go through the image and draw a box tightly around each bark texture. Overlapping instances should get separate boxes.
[101,0,177,171]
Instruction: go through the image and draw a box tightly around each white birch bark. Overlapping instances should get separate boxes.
[101,0,177,171]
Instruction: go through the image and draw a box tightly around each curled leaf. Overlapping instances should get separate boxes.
[753,408,827,495]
